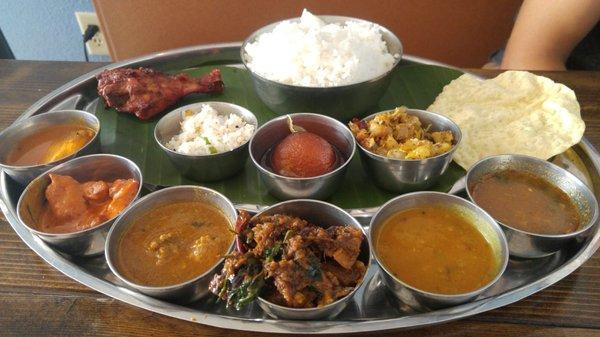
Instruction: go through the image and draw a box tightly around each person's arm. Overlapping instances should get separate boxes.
[501,0,600,70]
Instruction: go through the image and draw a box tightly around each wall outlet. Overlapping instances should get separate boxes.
[75,12,109,56]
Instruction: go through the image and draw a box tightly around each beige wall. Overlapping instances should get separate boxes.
[94,0,522,67]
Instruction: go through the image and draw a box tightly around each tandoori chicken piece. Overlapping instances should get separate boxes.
[96,67,224,120]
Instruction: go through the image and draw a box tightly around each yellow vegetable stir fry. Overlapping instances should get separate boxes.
[348,107,454,159]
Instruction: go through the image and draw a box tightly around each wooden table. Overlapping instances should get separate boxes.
[0,59,598,337]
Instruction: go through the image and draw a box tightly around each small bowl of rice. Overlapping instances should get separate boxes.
[154,102,257,182]
[241,10,402,121]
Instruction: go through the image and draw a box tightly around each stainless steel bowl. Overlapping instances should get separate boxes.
[154,102,258,182]
[105,185,237,302]
[249,113,355,200]
[250,199,371,319]
[466,154,599,258]
[241,15,403,121]
[369,191,509,310]
[0,109,100,185]
[356,108,462,192]
[16,154,142,256]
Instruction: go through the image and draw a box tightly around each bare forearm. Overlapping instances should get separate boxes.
[501,0,600,70]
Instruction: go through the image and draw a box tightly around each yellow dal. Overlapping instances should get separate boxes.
[375,205,498,294]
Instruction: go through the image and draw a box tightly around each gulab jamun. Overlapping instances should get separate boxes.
[271,132,337,177]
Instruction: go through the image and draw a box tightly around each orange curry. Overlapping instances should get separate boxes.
[6,125,95,166]
[115,201,234,287]
[375,205,498,295]
[38,174,139,234]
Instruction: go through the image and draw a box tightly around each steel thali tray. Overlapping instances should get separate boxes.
[0,43,599,334]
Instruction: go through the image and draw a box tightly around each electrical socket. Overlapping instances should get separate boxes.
[75,11,109,56]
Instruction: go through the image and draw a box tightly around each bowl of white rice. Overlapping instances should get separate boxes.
[154,102,257,182]
[241,10,402,121]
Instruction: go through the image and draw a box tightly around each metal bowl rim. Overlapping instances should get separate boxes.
[465,154,600,239]
[0,42,598,333]
[15,153,143,238]
[240,15,403,89]
[369,191,509,299]
[104,185,237,292]
[153,101,258,159]
[248,112,357,181]
[0,109,100,169]
[353,108,463,163]
[249,198,372,313]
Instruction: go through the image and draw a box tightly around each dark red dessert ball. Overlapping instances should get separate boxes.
[271,132,337,178]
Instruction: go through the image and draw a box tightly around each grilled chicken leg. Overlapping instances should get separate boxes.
[97,67,224,120]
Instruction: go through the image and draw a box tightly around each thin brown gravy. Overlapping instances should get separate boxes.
[6,124,95,166]
[116,201,233,287]
[471,170,580,235]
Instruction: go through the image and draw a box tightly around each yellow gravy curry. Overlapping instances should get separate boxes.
[471,170,580,235]
[116,201,234,287]
[375,205,498,295]
[6,124,95,166]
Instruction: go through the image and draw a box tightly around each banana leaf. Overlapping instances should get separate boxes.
[96,64,465,209]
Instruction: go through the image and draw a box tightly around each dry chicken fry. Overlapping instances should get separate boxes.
[209,214,366,309]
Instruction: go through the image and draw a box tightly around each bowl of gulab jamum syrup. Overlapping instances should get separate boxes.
[249,113,355,200]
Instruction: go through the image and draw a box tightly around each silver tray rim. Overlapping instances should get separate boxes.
[0,42,598,334]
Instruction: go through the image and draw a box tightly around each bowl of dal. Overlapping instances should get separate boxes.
[241,11,402,120]
[105,185,237,302]
[369,191,508,309]
[466,154,599,258]
[0,110,100,185]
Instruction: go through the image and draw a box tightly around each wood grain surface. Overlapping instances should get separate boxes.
[0,59,598,336]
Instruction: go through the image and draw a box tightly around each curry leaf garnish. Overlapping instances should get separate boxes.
[306,255,322,280]
[220,255,265,310]
[264,242,282,262]
[234,272,265,310]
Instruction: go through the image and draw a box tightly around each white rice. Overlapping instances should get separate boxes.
[244,9,398,87]
[166,104,255,156]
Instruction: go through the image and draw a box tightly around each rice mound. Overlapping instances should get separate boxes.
[244,9,398,87]
[166,104,255,155]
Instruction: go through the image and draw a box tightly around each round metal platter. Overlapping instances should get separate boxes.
[1,43,599,334]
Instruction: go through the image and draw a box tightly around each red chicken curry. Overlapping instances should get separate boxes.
[37,174,139,234]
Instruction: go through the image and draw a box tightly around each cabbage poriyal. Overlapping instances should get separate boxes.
[428,71,585,169]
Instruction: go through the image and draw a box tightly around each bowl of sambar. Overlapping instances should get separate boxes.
[369,191,508,310]
[466,154,599,258]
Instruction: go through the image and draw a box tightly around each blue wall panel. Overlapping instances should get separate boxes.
[0,0,111,61]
